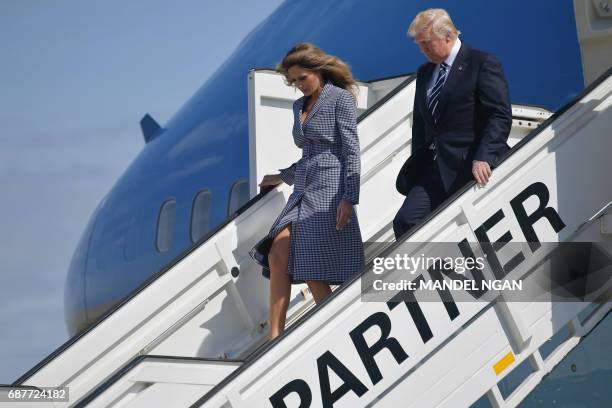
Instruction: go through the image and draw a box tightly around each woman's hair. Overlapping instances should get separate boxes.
[407,8,460,40]
[276,43,357,96]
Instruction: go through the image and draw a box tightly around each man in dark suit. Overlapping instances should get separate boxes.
[393,8,512,238]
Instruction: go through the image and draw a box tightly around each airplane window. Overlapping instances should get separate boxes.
[156,199,176,252]
[191,189,211,243]
[228,179,249,216]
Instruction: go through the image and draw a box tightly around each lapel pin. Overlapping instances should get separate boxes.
[458,65,463,71]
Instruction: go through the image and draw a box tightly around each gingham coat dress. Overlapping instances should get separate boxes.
[250,81,364,284]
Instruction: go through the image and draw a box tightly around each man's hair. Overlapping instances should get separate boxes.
[407,8,461,39]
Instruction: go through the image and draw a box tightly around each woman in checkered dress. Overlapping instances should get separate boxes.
[250,43,364,339]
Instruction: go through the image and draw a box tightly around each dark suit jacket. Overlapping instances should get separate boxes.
[396,43,512,196]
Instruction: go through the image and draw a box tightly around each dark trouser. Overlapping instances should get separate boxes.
[393,163,447,240]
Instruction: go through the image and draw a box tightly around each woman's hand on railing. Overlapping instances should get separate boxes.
[259,174,283,193]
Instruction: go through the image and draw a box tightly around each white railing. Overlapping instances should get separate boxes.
[194,72,612,408]
[18,69,563,407]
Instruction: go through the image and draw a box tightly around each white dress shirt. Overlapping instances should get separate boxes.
[426,37,462,99]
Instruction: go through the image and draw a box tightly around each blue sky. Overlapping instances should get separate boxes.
[0,0,283,384]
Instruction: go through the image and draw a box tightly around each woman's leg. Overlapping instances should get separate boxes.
[268,224,292,339]
[306,280,332,304]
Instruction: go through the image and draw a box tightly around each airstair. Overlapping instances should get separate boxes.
[11,68,612,408]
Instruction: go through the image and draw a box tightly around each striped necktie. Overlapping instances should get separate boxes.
[427,62,449,123]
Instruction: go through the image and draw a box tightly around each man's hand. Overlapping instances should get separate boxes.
[472,160,492,185]
[259,174,283,190]
[336,200,354,230]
